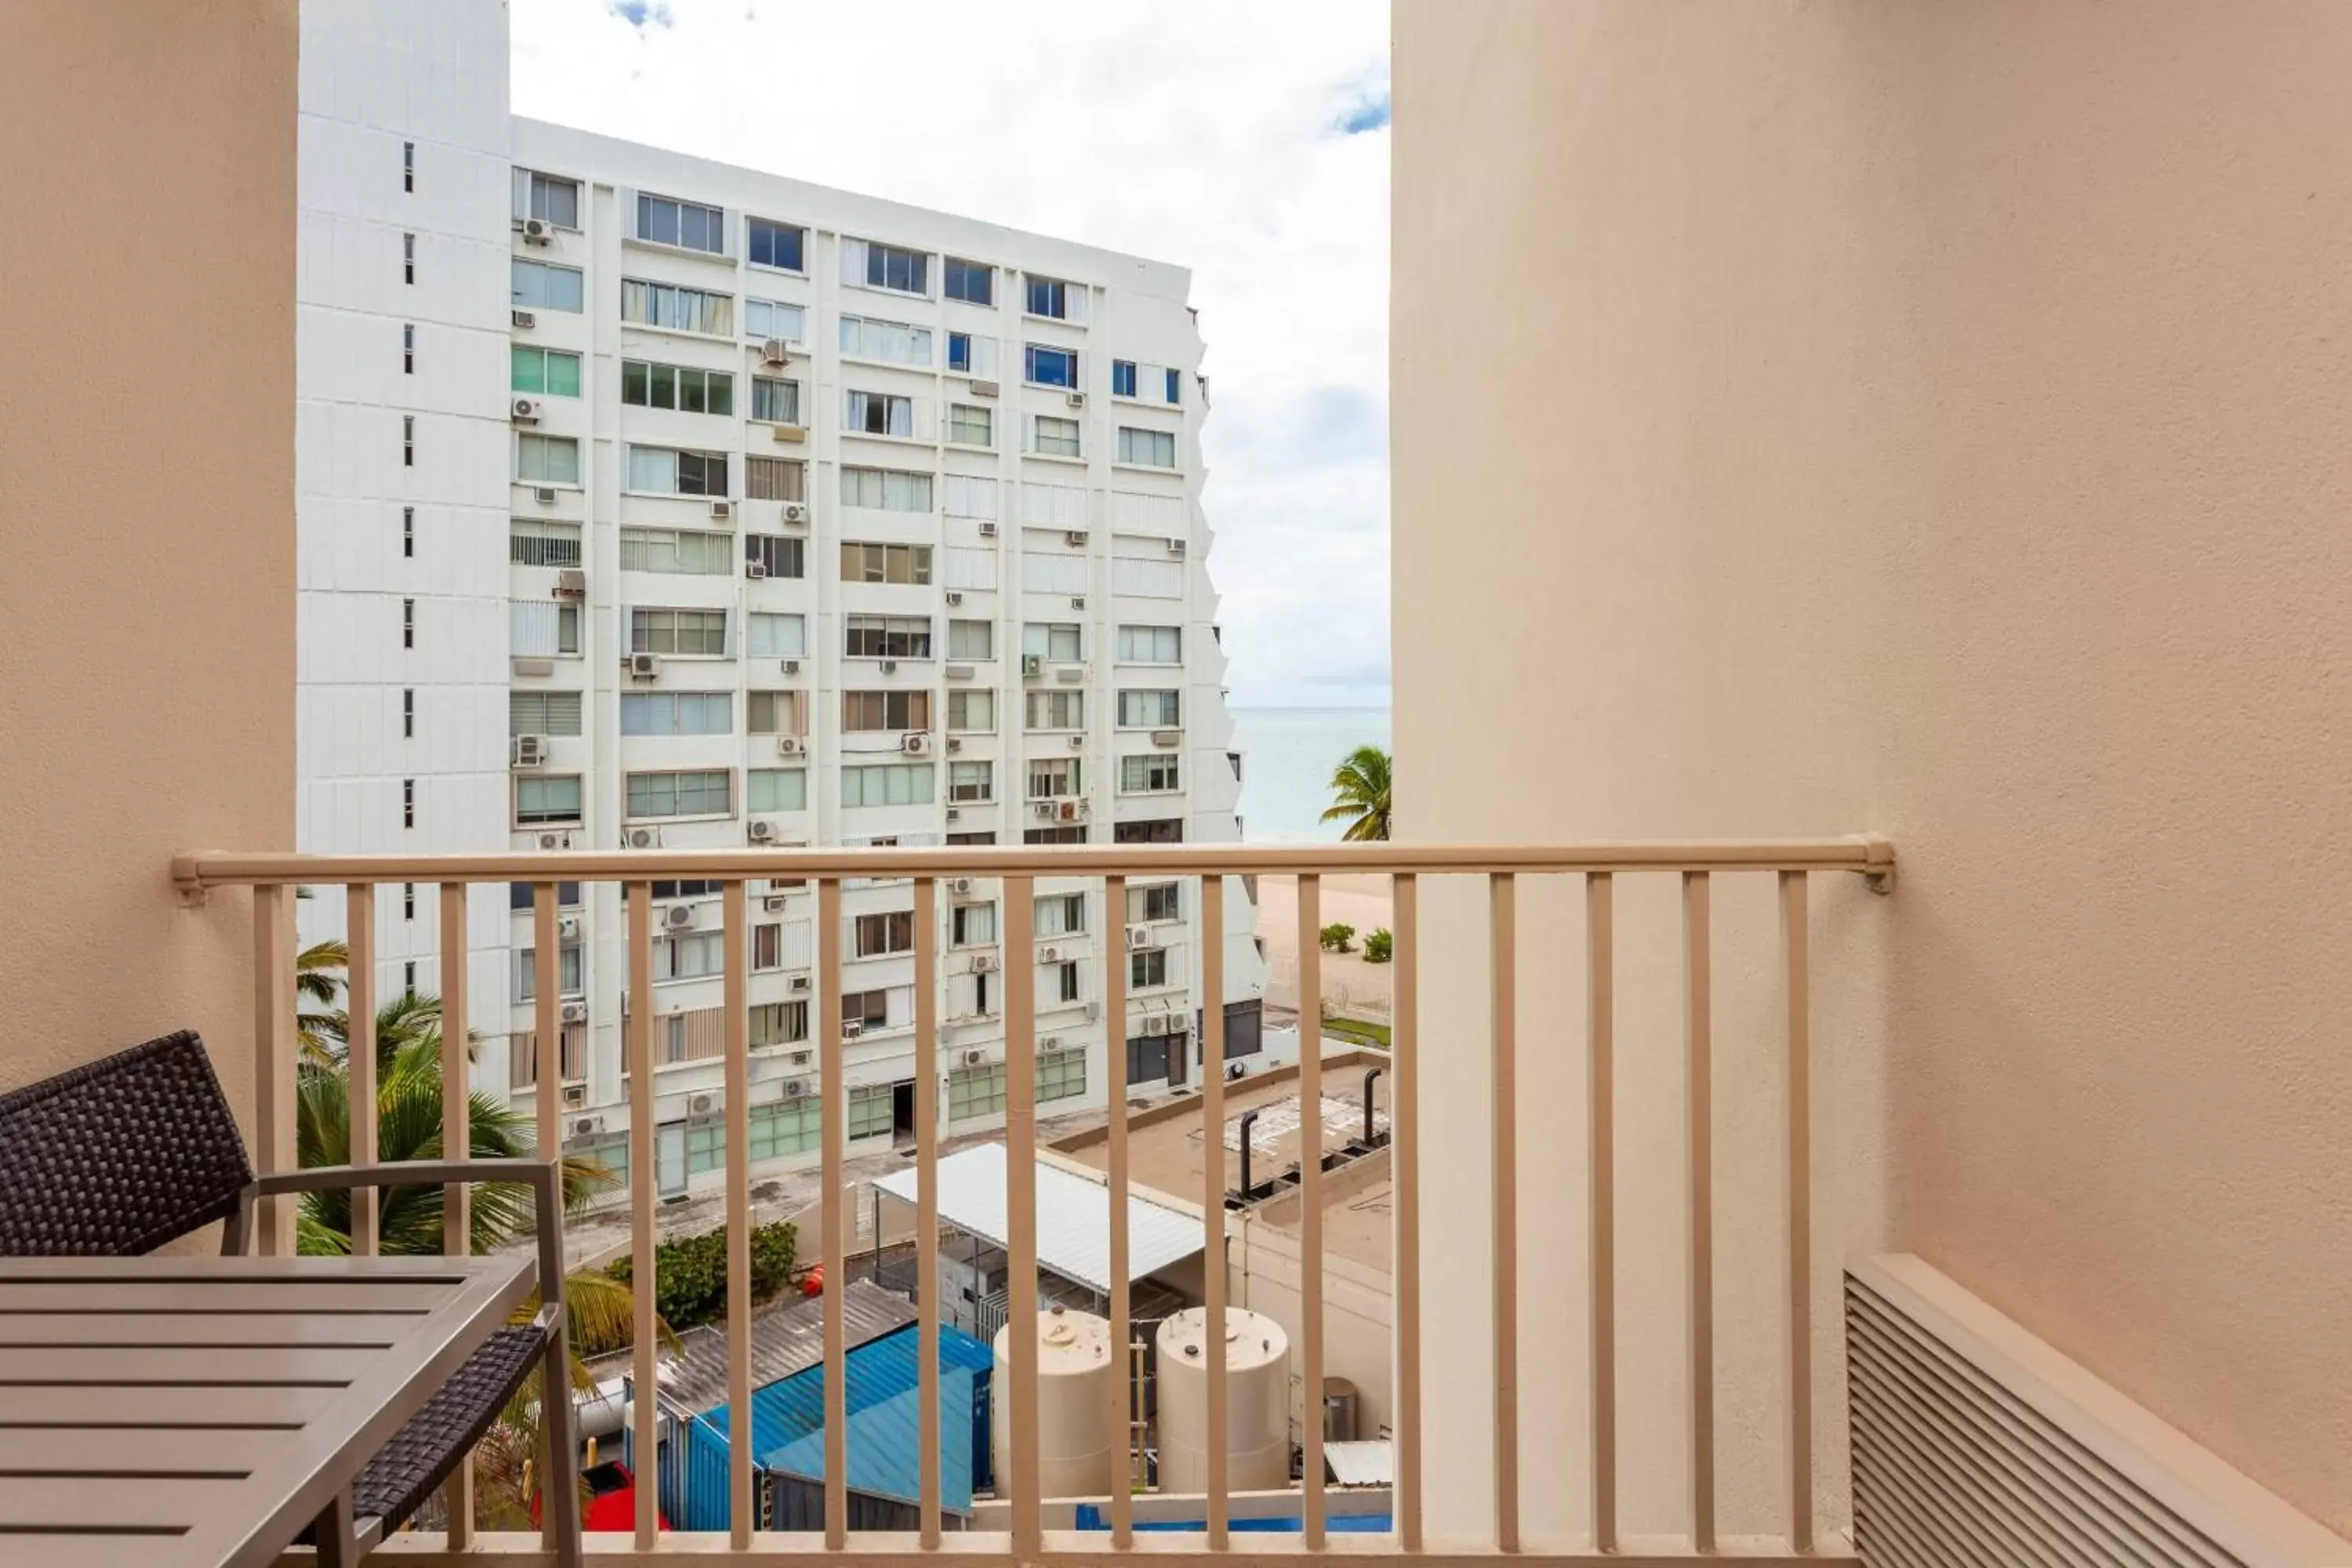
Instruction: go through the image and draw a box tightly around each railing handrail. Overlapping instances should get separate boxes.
[174,835,1893,894]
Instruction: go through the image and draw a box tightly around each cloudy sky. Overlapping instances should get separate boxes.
[511,0,1393,710]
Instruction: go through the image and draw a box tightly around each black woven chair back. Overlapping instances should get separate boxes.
[0,1029,255,1256]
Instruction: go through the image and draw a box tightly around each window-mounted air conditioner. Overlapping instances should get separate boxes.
[843,1019,865,1040]
[879,659,898,674]
[978,521,998,537]
[532,486,557,506]
[555,568,587,597]
[663,903,696,931]
[1152,728,1182,748]
[969,379,1000,398]
[709,499,732,519]
[789,975,811,994]
[535,830,572,851]
[781,658,800,675]
[512,310,537,329]
[782,502,811,524]
[761,894,791,913]
[746,561,768,579]
[1167,537,1187,555]
[561,1083,587,1108]
[511,397,543,424]
[760,339,792,365]
[1067,734,1084,750]
[626,826,662,850]
[771,424,807,444]
[512,734,550,768]
[945,738,962,753]
[945,805,960,820]
[748,818,779,844]
[1070,596,1086,611]
[1020,655,1043,678]
[1064,531,1087,548]
[945,591,964,607]
[560,1000,589,1025]
[626,652,659,678]
[776,735,804,756]
[1065,391,1087,408]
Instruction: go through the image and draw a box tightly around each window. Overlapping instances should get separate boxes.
[1118,689,1181,728]
[750,1002,810,1048]
[840,987,895,1030]
[1112,361,1138,397]
[512,347,581,397]
[403,232,415,283]
[402,779,416,829]
[621,528,733,575]
[747,217,804,271]
[1025,825,1087,845]
[1025,691,1084,731]
[1034,1048,1085,1105]
[403,507,415,558]
[840,470,934,515]
[945,259,993,304]
[1117,427,1178,467]
[747,613,807,659]
[949,830,996,846]
[515,169,579,229]
[946,689,994,732]
[845,615,932,659]
[841,690,932,731]
[403,323,416,375]
[848,238,929,296]
[840,539,933,583]
[402,688,414,737]
[622,278,733,336]
[514,945,586,1001]
[630,608,728,655]
[838,314,934,367]
[1117,625,1181,663]
[1127,1029,1189,1084]
[947,332,1000,378]
[948,620,993,660]
[949,761,993,803]
[517,775,583,825]
[626,769,731,818]
[746,456,807,501]
[401,416,415,467]
[626,879,726,901]
[855,910,916,958]
[510,521,583,564]
[1025,276,1078,320]
[653,931,725,982]
[403,886,416,923]
[516,433,581,485]
[401,598,416,648]
[512,259,584,312]
[746,768,807,812]
[840,764,934,808]
[1121,755,1180,793]
[1035,892,1086,938]
[1131,949,1171,989]
[1114,817,1184,844]
[1027,757,1082,799]
[1128,882,1181,924]
[1166,367,1182,405]
[849,1084,895,1141]
[949,405,993,446]
[1032,416,1081,458]
[1022,622,1083,662]
[403,141,415,192]
[620,691,731,735]
[952,901,997,946]
[1025,345,1080,388]
[752,377,800,424]
[746,691,802,735]
[511,601,582,656]
[745,532,805,579]
[949,1062,1007,1122]
[637,193,725,254]
[746,297,805,343]
[626,446,729,497]
[845,390,917,438]
[510,880,585,910]
[510,691,583,736]
[621,361,735,415]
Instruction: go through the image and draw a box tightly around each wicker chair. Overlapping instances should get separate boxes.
[0,1029,582,1564]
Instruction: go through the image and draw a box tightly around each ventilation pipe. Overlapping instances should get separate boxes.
[1236,1108,1260,1202]
[1362,1065,1384,1147]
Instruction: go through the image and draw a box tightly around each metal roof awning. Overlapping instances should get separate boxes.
[872,1142,1203,1294]
[1324,1438,1395,1488]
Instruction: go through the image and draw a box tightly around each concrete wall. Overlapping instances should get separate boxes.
[0,6,296,1127]
[1394,0,2352,1543]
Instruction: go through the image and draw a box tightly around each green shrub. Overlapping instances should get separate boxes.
[1363,928,1394,964]
[1319,922,1356,953]
[608,1218,797,1330]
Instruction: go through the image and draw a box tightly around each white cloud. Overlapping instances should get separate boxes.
[511,0,1392,709]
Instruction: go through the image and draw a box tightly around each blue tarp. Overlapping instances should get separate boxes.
[1074,1504,1396,1534]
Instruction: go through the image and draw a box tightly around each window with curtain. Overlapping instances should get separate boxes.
[653,931,726,982]
[514,170,580,228]
[622,278,733,336]
[510,601,582,656]
[838,314,933,367]
[746,297,804,343]
[746,217,804,270]
[944,475,998,519]
[626,769,731,818]
[839,469,935,514]
[1120,755,1180,793]
[752,378,800,423]
[1020,482,1088,528]
[512,347,581,397]
[747,614,807,659]
[619,691,731,736]
[1034,892,1086,938]
[510,690,583,736]
[516,433,580,485]
[1027,758,1081,799]
[949,332,1000,378]
[626,446,729,497]
[1116,427,1178,467]
[839,540,933,583]
[845,390,916,438]
[630,608,728,655]
[637,193,724,253]
[746,768,807,813]
[1024,344,1079,388]
[1116,625,1181,662]
[854,911,915,958]
[951,902,997,946]
[947,621,993,660]
[514,945,585,1001]
[750,1001,811,1047]
[1117,689,1181,728]
[746,456,807,501]
[620,528,732,575]
[511,259,584,312]
[745,535,804,577]
[515,775,583,825]
[1025,691,1083,730]
[840,764,934,808]
[946,689,994,731]
[949,761,993,803]
[844,615,931,659]
[1022,623,1083,662]
[746,691,801,734]
[841,690,931,731]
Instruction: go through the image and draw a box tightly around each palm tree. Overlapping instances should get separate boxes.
[296,938,349,1065]
[1319,743,1393,842]
[308,990,460,1078]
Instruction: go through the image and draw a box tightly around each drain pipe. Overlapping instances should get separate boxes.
[1363,1065,1383,1145]
[1236,1109,1260,1201]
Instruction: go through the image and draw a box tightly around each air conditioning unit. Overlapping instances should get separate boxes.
[781,659,800,675]
[555,568,587,597]
[775,735,804,756]
[1167,537,1187,555]
[947,877,974,895]
[945,738,962,753]
[978,521,998,538]
[560,1000,589,1025]
[1083,1000,1101,1022]
[1039,1036,1065,1055]
[969,379,1000,398]
[664,903,696,931]
[532,486,557,506]
[963,1048,989,1066]
[760,338,792,365]
[1032,801,1056,819]
[688,1092,718,1117]
[1054,663,1085,684]
[570,1114,604,1138]
[779,1076,809,1098]
[1058,800,1084,822]
[514,657,555,677]
[782,502,810,524]
[1065,391,1087,408]
[709,499,732,519]
[770,424,807,444]
[1142,1015,1168,1037]
[945,805,960,820]
[1067,733,1084,750]
[901,732,930,755]
[521,217,554,245]
[1152,728,1182,748]
[512,310,536,329]
[512,734,550,767]
[971,953,998,973]
[1038,946,1062,964]
[879,659,898,673]
[1127,926,1156,950]
[746,561,768,579]
[787,1050,813,1070]
[945,662,975,681]
[535,830,572,851]
[626,652,659,678]
[843,1019,864,1040]
[762,894,791,913]
[748,818,779,844]
[626,825,662,850]
[1064,530,1087,548]
[945,591,963,606]
[561,1083,587,1109]
[511,397,543,423]
[789,975,811,994]
[1069,596,1087,611]
[1021,655,1043,677]
[559,916,582,940]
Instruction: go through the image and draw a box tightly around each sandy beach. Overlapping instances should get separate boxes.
[1253,870,1396,1019]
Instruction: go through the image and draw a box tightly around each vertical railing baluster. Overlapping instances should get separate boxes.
[1200,875,1228,1550]
[249,884,294,1256]
[818,877,847,1550]
[1686,871,1716,1552]
[1490,873,1519,1553]
[346,884,378,1258]
[1782,869,1814,1555]
[1104,873,1131,1549]
[628,880,657,1553]
[438,882,474,1544]
[723,879,752,1552]
[532,880,561,1556]
[1004,875,1041,1557]
[915,874,941,1549]
[1298,873,1327,1546]
[1392,873,1421,1552]
[1588,870,1617,1554]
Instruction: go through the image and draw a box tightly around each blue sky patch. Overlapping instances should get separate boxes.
[608,0,676,30]
[1338,92,1391,135]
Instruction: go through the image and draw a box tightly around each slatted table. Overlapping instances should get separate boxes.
[0,1254,535,1568]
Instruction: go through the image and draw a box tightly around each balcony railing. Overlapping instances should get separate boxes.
[174,836,1893,1564]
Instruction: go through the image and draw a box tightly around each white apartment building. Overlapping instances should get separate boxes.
[296,2,1265,1198]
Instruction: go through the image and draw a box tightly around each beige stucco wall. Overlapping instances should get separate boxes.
[1394,0,2352,1544]
[0,6,296,1133]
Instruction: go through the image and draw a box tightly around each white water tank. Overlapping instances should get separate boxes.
[992,1307,1118,1499]
[1155,1306,1290,1494]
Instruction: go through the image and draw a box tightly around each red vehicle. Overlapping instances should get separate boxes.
[535,1460,669,1533]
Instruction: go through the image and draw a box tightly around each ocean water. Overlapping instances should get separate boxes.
[1229,707,1394,844]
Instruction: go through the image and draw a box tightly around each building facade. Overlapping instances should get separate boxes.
[296,2,1265,1197]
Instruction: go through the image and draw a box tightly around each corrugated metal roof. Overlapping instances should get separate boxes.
[647,1278,916,1417]
[872,1142,1204,1294]
[1324,1438,1394,1488]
